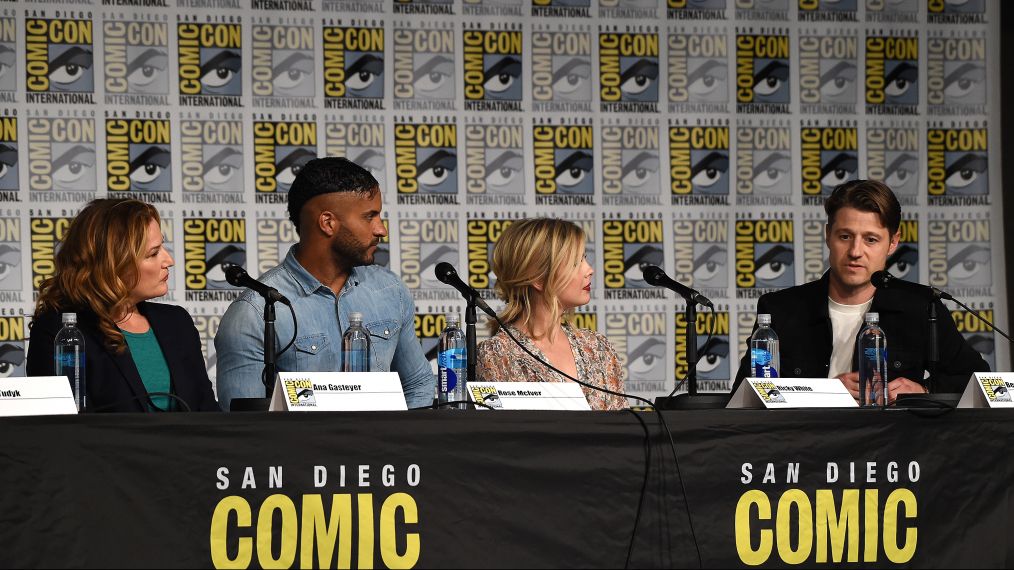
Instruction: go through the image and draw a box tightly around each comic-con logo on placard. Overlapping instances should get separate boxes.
[669,119,730,206]
[0,113,18,202]
[979,377,1011,403]
[325,116,386,195]
[865,31,918,116]
[798,30,858,115]
[466,215,519,300]
[0,313,25,378]
[953,305,996,371]
[24,13,95,104]
[928,0,986,24]
[400,214,460,301]
[734,213,795,298]
[27,111,96,203]
[252,20,315,108]
[886,216,919,283]
[673,214,729,302]
[470,385,504,408]
[927,122,989,207]
[533,119,594,206]
[599,27,659,113]
[667,0,727,20]
[602,216,666,300]
[532,25,592,113]
[103,16,169,107]
[927,214,992,298]
[255,211,298,274]
[0,16,17,101]
[183,213,246,302]
[865,0,918,24]
[106,112,172,204]
[323,22,384,110]
[735,30,790,114]
[600,0,659,19]
[177,16,242,107]
[734,0,789,21]
[464,118,525,206]
[800,120,858,205]
[753,380,786,403]
[676,308,731,393]
[0,214,22,302]
[463,24,523,112]
[392,22,455,111]
[799,0,857,22]
[253,113,317,205]
[605,307,667,397]
[28,212,71,292]
[668,28,729,114]
[284,379,317,407]
[394,0,455,16]
[394,118,458,206]
[736,120,792,207]
[463,0,524,17]
[927,31,986,117]
[602,118,662,207]
[532,0,590,18]
[867,122,919,206]
[800,211,828,283]
[180,112,244,204]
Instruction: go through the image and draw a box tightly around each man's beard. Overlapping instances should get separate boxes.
[331,232,378,268]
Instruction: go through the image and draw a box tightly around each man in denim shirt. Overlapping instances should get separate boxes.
[215,158,435,410]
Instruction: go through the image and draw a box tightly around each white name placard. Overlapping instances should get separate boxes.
[957,373,1014,408]
[728,378,859,409]
[0,377,78,416]
[270,372,408,412]
[468,382,592,411]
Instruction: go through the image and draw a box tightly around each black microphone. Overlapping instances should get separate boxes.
[433,262,496,317]
[641,264,714,308]
[870,270,952,300]
[224,264,290,305]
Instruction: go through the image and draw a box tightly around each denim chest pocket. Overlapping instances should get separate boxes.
[364,319,399,372]
[292,333,337,372]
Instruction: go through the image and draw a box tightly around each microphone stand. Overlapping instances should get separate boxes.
[465,296,478,389]
[927,297,939,394]
[656,296,730,410]
[230,297,279,413]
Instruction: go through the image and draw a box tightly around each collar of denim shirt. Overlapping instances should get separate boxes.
[281,244,361,300]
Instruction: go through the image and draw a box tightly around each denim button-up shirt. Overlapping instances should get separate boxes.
[215,246,435,410]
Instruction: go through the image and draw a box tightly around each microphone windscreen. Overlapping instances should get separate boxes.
[434,262,456,283]
[870,270,890,288]
[223,263,246,287]
[641,264,664,285]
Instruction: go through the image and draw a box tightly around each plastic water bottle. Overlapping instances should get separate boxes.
[54,312,86,411]
[342,312,371,372]
[437,313,467,409]
[857,312,888,407]
[750,314,780,379]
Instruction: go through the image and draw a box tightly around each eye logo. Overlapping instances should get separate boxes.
[886,220,919,282]
[800,126,858,203]
[676,311,730,391]
[0,316,25,378]
[865,35,918,112]
[29,216,71,289]
[952,308,996,371]
[799,35,858,111]
[183,218,247,296]
[177,23,242,102]
[27,117,96,194]
[252,121,317,201]
[465,218,513,293]
[104,21,169,98]
[605,311,666,393]
[532,30,592,110]
[927,36,986,111]
[867,126,919,203]
[602,220,664,297]
[928,219,991,294]
[464,123,524,199]
[399,219,459,294]
[325,121,386,193]
[180,119,244,195]
[0,218,21,292]
[600,32,660,111]
[735,125,793,202]
[252,25,315,100]
[463,30,523,111]
[25,18,95,94]
[735,219,795,294]
[735,33,791,111]
[323,26,384,107]
[0,18,14,94]
[393,28,455,106]
[105,119,172,195]
[0,117,18,193]
[394,123,458,199]
[927,127,989,202]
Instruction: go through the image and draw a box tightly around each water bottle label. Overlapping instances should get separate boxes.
[438,348,465,392]
[750,349,778,379]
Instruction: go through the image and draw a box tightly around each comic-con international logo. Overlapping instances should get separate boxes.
[0,215,22,302]
[177,18,242,107]
[253,115,317,205]
[734,0,789,21]
[927,33,986,116]
[927,124,989,207]
[463,0,524,17]
[466,217,515,300]
[0,16,17,102]
[800,122,858,205]
[400,216,459,301]
[24,14,95,104]
[103,17,169,107]
[599,0,659,19]
[394,120,458,206]
[736,122,791,207]
[798,31,858,115]
[602,218,665,300]
[667,0,727,20]
[927,216,992,298]
[599,29,659,113]
[464,119,525,206]
[887,217,919,283]
[867,124,919,206]
[533,120,594,206]
[864,33,918,115]
[800,212,828,283]
[668,30,729,114]
[602,119,662,206]
[394,0,455,15]
[978,377,1011,403]
[531,26,592,113]
[252,21,315,108]
[180,113,244,204]
[669,122,730,206]
[799,0,857,22]
[255,213,298,274]
[29,214,71,291]
[735,31,790,114]
[323,23,384,110]
[676,310,730,392]
[284,379,317,407]
[325,117,386,195]
[251,0,313,11]
[105,115,172,203]
[0,314,24,378]
[0,114,17,202]
[953,306,996,371]
[865,0,918,24]
[605,309,666,396]
[734,215,794,298]
[673,215,728,301]
[532,0,590,18]
[392,23,455,111]
[27,113,96,203]
[463,26,523,112]
[183,214,246,302]
[928,0,986,24]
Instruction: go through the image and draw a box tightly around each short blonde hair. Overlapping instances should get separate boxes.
[491,218,586,340]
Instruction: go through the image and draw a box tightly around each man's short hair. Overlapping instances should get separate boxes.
[824,179,901,236]
[287,157,379,234]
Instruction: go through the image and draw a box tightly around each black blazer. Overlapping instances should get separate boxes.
[26,301,220,412]
[732,273,990,394]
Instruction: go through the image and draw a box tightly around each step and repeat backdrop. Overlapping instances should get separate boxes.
[0,0,1008,402]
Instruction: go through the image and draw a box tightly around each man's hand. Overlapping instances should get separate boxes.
[836,372,860,400]
[887,377,928,405]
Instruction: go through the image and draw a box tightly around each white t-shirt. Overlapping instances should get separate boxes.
[827,297,873,379]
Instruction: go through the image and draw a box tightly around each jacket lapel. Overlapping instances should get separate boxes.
[106,336,150,408]
[140,303,182,406]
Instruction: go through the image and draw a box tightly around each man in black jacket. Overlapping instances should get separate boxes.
[732,180,989,401]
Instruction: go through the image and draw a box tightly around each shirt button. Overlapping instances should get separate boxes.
[384,329,390,335]
[311,345,317,350]
[793,368,802,375]
[894,361,902,369]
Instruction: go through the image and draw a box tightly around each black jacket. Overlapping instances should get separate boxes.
[732,273,990,394]
[26,301,220,412]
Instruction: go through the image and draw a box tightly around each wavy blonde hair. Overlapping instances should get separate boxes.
[491,218,586,340]
[35,199,161,353]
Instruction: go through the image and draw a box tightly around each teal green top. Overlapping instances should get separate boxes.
[122,328,172,411]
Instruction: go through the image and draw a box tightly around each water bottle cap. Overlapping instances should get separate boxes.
[865,312,879,323]
[445,313,460,324]
[61,312,77,324]
[349,312,364,323]
[757,313,771,325]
